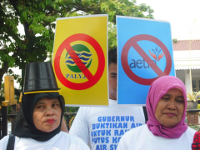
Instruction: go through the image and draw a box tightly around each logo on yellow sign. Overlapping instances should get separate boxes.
[65,44,92,79]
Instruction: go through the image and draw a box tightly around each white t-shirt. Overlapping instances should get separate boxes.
[0,131,89,150]
[69,99,145,150]
[117,124,196,150]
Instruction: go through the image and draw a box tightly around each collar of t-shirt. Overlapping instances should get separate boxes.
[109,98,117,106]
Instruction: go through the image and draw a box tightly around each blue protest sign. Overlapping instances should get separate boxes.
[117,16,175,105]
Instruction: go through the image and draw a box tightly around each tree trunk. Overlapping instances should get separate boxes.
[0,74,2,90]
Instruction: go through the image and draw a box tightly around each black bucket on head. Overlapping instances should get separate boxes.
[23,62,59,93]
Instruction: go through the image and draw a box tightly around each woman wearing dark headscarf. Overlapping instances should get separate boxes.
[0,92,89,150]
[117,76,196,150]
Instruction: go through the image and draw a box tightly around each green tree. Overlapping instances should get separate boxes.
[173,38,178,43]
[0,0,154,90]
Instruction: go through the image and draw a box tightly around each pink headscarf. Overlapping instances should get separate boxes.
[146,75,188,139]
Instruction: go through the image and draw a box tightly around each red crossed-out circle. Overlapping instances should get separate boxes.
[54,33,105,90]
[121,34,172,85]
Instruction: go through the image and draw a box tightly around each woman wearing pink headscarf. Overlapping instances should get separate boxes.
[117,76,196,150]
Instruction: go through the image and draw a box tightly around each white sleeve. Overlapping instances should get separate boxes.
[69,107,90,145]
[0,135,9,150]
[116,136,126,150]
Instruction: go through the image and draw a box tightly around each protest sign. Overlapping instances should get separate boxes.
[117,16,175,105]
[52,15,108,106]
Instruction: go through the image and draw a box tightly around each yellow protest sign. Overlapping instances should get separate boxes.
[52,15,108,106]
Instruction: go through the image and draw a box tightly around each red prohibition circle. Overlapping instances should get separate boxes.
[121,34,172,85]
[54,33,105,90]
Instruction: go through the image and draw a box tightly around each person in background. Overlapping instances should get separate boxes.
[69,48,145,150]
[16,103,20,113]
[117,76,196,150]
[61,116,69,133]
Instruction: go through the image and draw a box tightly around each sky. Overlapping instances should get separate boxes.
[11,0,200,87]
[136,0,200,40]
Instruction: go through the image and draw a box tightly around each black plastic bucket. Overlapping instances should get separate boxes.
[23,62,59,93]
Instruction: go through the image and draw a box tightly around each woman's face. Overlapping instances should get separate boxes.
[33,98,62,132]
[155,88,185,127]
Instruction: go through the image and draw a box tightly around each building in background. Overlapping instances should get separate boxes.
[173,40,200,94]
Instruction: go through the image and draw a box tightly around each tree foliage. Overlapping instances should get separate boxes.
[173,38,178,43]
[0,0,154,90]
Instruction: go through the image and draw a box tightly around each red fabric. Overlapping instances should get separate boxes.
[192,132,200,150]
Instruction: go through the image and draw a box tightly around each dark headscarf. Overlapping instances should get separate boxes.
[14,92,65,141]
